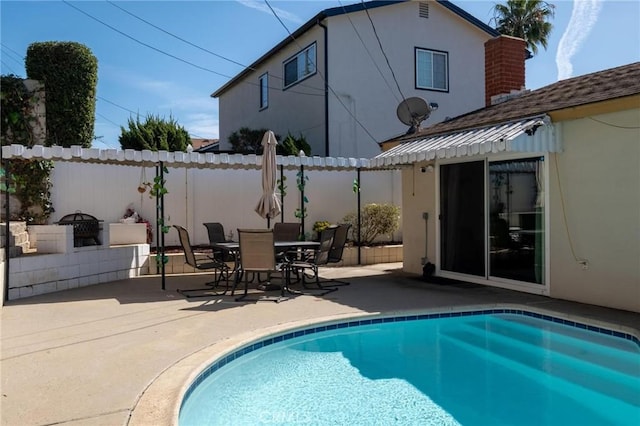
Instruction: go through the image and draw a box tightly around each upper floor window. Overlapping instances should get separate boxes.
[415,48,448,91]
[283,43,316,89]
[259,73,268,109]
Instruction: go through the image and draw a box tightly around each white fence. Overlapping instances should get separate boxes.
[50,162,402,246]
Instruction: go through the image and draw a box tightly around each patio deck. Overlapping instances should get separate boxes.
[1,263,638,426]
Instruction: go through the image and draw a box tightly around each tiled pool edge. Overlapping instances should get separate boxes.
[178,306,640,417]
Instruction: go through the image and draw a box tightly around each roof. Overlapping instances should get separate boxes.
[211,0,498,98]
[387,61,640,145]
[372,115,557,167]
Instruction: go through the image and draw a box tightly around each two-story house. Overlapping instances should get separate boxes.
[212,0,506,158]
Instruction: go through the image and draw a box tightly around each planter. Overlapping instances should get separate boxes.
[340,244,403,266]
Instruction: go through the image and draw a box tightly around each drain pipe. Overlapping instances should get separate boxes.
[357,167,361,265]
[318,19,329,156]
[421,212,429,265]
[422,211,435,277]
[3,159,10,303]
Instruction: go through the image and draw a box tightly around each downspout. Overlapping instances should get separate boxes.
[356,167,362,265]
[318,19,329,157]
[3,159,10,303]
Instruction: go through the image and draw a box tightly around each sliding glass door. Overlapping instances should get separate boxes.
[489,158,545,284]
[439,157,545,285]
[440,161,485,277]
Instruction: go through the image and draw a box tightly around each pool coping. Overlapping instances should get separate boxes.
[127,303,640,425]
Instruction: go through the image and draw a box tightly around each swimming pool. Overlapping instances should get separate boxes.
[179,309,640,425]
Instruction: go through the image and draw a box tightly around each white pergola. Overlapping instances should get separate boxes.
[2,143,396,296]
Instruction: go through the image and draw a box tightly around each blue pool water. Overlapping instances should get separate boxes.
[179,310,640,425]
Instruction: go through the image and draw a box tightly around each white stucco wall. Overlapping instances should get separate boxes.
[327,1,490,159]
[49,162,401,247]
[216,1,492,159]
[401,162,437,274]
[548,109,640,313]
[399,107,640,313]
[217,27,326,155]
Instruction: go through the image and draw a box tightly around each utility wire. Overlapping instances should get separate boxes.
[96,111,121,128]
[1,42,24,59]
[360,0,408,107]
[97,97,210,139]
[98,96,139,115]
[106,0,248,70]
[107,1,323,96]
[337,0,400,104]
[264,0,380,147]
[1,46,25,65]
[587,116,640,129]
[1,60,17,75]
[62,0,234,79]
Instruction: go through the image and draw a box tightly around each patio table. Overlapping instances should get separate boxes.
[210,240,320,294]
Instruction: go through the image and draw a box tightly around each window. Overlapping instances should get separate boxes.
[415,48,448,91]
[283,43,316,88]
[259,73,268,109]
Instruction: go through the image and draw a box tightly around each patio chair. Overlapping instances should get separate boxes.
[203,222,235,262]
[257,222,301,284]
[273,222,302,241]
[285,226,338,296]
[324,223,351,286]
[235,229,287,302]
[173,225,231,298]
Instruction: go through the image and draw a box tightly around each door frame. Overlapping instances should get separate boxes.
[435,152,551,295]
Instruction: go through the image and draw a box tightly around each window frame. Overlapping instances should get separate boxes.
[259,73,268,110]
[282,42,317,90]
[415,47,449,92]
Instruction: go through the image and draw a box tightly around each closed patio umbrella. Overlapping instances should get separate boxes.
[255,130,281,227]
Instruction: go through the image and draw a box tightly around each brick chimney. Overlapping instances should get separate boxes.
[485,35,526,106]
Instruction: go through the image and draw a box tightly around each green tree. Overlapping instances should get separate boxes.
[491,0,555,56]
[119,114,190,151]
[280,132,311,156]
[25,41,98,147]
[228,127,277,154]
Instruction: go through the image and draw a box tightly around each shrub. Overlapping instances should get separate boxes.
[342,203,400,246]
[119,114,189,152]
[25,41,98,147]
[280,132,311,156]
[312,220,331,240]
[228,127,279,154]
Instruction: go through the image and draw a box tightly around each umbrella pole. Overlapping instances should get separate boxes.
[280,165,284,223]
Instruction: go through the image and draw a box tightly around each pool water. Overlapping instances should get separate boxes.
[179,312,640,425]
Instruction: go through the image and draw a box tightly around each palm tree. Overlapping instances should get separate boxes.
[491,0,555,56]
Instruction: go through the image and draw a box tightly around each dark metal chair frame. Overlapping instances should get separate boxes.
[323,223,352,286]
[285,226,338,296]
[235,229,287,303]
[203,222,235,263]
[173,225,231,298]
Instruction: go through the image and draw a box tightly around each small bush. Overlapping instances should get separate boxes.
[312,220,331,240]
[25,41,98,147]
[342,203,400,246]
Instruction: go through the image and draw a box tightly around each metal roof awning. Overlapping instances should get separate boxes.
[372,115,559,167]
[1,144,374,171]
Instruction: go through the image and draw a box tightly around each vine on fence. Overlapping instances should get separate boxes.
[294,169,309,220]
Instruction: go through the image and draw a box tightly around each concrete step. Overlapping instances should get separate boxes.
[0,222,31,257]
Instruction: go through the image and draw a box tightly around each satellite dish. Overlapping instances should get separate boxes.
[396,97,437,134]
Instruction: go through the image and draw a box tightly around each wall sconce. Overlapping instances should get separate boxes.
[420,165,434,173]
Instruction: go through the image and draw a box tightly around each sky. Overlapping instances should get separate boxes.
[1,0,639,149]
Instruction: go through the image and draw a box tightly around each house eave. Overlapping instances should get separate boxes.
[211,0,500,98]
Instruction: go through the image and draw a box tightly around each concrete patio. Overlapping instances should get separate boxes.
[1,263,639,426]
